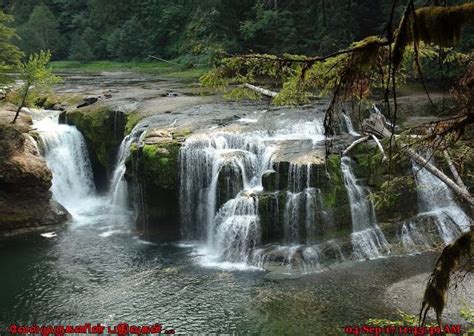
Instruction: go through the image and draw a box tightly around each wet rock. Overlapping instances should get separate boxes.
[262,170,278,192]
[0,123,70,236]
[77,95,100,108]
[66,107,126,191]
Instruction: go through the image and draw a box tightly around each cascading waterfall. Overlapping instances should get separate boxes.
[342,113,360,136]
[179,119,326,268]
[411,160,470,244]
[340,156,390,260]
[283,163,319,245]
[34,112,96,217]
[109,123,148,213]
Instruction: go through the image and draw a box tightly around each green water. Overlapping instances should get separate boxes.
[0,213,439,335]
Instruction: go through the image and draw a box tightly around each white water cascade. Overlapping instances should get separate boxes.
[340,156,390,260]
[109,124,147,211]
[411,160,470,244]
[342,113,360,136]
[33,110,145,236]
[180,119,325,268]
[34,112,96,217]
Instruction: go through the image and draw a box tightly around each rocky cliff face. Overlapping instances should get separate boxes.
[0,111,69,236]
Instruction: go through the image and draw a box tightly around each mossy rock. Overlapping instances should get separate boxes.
[125,111,142,134]
[66,106,126,170]
[140,141,181,191]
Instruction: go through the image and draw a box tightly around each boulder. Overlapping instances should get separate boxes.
[0,123,69,236]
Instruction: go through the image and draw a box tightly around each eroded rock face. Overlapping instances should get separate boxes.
[0,123,69,236]
[125,127,187,241]
[66,106,127,191]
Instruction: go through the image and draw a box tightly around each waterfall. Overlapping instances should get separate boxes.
[34,112,96,216]
[179,119,325,267]
[412,160,470,244]
[342,113,360,136]
[340,156,390,260]
[109,123,148,211]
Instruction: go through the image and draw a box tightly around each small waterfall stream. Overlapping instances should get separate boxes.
[340,156,390,260]
[411,160,470,243]
[109,124,147,211]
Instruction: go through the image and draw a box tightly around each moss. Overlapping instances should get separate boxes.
[393,3,474,67]
[125,111,142,134]
[141,141,181,191]
[321,154,345,209]
[66,105,126,171]
[172,127,192,140]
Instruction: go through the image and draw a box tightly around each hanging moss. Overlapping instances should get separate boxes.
[416,4,474,47]
[351,36,386,69]
[393,3,474,68]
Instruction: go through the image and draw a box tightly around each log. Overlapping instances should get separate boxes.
[243,83,278,98]
[148,55,180,66]
[342,136,370,156]
[443,150,468,194]
[362,112,392,138]
[370,134,387,161]
[344,112,473,210]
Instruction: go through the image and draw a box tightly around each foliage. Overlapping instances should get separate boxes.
[12,50,61,122]
[393,2,474,68]
[16,4,65,58]
[0,10,22,85]
[4,0,472,70]
[370,176,415,211]
[68,34,94,62]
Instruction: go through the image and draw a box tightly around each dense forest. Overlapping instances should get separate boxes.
[1,0,473,68]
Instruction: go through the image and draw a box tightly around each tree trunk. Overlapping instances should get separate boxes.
[12,85,29,124]
[443,150,468,193]
[243,83,277,98]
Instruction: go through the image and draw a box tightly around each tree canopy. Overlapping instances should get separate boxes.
[1,0,472,67]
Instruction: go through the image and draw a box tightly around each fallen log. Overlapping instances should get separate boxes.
[243,83,278,98]
[343,136,370,156]
[443,150,468,194]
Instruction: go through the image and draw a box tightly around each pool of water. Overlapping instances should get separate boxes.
[0,204,439,335]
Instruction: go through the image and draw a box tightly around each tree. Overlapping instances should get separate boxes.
[17,4,65,57]
[0,10,22,85]
[69,34,94,62]
[12,50,61,123]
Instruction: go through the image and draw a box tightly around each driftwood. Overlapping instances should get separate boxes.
[408,148,474,208]
[362,112,393,138]
[148,55,180,66]
[243,83,278,98]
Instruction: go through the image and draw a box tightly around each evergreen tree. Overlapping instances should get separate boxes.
[69,34,94,62]
[0,10,22,85]
[17,4,65,58]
